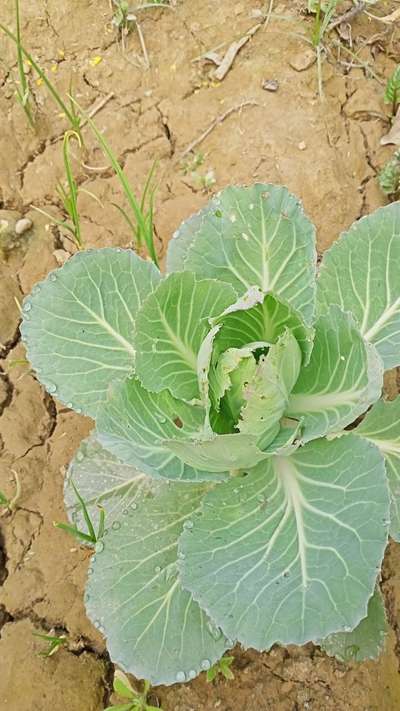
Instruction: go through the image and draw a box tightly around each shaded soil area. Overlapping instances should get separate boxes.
[1,1,400,709]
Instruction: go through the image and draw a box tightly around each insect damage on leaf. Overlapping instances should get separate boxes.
[21,184,400,686]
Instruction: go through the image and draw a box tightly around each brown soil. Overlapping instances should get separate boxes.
[1,1,400,709]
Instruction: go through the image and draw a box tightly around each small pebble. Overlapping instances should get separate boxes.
[289,49,316,72]
[262,79,279,92]
[15,217,33,235]
[53,248,70,265]
[0,219,9,234]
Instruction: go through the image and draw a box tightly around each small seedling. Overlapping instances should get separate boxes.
[206,656,235,683]
[34,130,102,250]
[111,1,171,65]
[378,149,400,197]
[0,23,83,139]
[181,153,216,193]
[0,471,21,514]
[70,98,159,264]
[14,0,34,127]
[105,671,161,711]
[384,65,400,117]
[310,0,339,99]
[33,632,67,657]
[54,480,105,544]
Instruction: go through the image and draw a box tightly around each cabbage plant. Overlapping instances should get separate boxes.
[21,184,400,684]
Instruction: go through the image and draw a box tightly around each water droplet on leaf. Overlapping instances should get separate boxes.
[176,671,186,683]
[201,659,211,670]
[112,521,121,531]
[95,541,104,553]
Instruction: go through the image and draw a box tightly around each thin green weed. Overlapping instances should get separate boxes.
[54,480,105,544]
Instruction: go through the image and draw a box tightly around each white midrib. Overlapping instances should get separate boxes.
[364,295,400,342]
[159,311,197,371]
[367,438,400,457]
[274,456,308,588]
[77,300,136,357]
[287,388,363,413]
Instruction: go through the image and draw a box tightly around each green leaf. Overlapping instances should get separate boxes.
[65,434,154,534]
[239,330,302,448]
[179,435,389,651]
[384,65,400,108]
[286,306,383,442]
[20,248,160,417]
[211,288,314,363]
[320,588,388,662]
[96,377,227,482]
[354,396,400,541]
[113,670,135,698]
[164,433,268,473]
[86,482,228,685]
[167,184,316,326]
[134,272,237,401]
[317,203,400,369]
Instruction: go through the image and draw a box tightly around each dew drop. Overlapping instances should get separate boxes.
[112,521,121,531]
[23,302,32,312]
[103,528,109,536]
[130,502,137,511]
[155,565,162,573]
[87,567,94,576]
[183,520,193,530]
[201,659,211,671]
[47,382,57,394]
[75,407,82,414]
[67,402,73,409]
[95,541,105,554]
[122,509,129,515]
[178,551,185,560]
[188,669,197,680]
[76,451,84,462]
[50,273,57,282]
[176,671,186,683]
[94,619,102,629]
[31,285,41,295]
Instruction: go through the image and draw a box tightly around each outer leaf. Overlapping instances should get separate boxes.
[167,184,316,326]
[317,203,400,369]
[211,289,314,363]
[354,396,400,541]
[320,588,388,662]
[179,436,389,651]
[20,248,160,417]
[239,331,302,449]
[86,482,228,685]
[96,377,227,482]
[286,306,383,442]
[134,272,237,401]
[164,433,268,473]
[65,434,154,532]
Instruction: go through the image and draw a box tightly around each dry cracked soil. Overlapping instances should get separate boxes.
[1,1,400,709]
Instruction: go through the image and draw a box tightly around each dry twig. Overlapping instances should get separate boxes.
[181,101,259,158]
